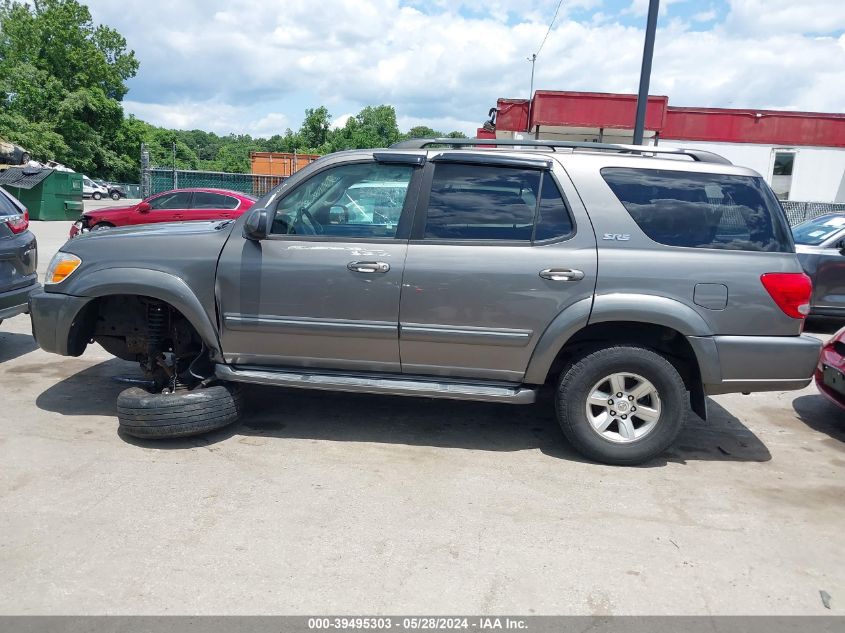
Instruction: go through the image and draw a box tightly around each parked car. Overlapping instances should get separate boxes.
[69,188,257,237]
[95,180,127,201]
[0,186,38,326]
[815,326,845,411]
[793,213,845,318]
[30,138,821,465]
[81,176,109,200]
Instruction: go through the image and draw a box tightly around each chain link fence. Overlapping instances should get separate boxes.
[782,201,845,226]
[148,168,285,198]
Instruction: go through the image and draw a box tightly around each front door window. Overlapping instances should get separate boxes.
[271,162,414,238]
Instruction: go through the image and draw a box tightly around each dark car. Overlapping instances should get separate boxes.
[69,188,257,237]
[0,186,38,325]
[794,213,845,317]
[95,180,126,201]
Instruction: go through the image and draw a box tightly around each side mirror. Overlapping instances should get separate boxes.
[137,202,151,213]
[243,207,271,241]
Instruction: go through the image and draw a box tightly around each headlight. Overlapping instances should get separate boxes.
[45,252,82,284]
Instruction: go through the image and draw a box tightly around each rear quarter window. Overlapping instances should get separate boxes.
[0,189,22,217]
[601,167,793,252]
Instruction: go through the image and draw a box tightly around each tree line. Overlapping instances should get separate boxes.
[0,0,467,182]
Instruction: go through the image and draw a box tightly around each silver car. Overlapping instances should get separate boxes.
[794,213,845,318]
[28,139,822,465]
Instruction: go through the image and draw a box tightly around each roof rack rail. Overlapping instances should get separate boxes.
[389,138,732,165]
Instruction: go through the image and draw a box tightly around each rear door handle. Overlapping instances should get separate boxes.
[348,261,390,274]
[539,268,584,281]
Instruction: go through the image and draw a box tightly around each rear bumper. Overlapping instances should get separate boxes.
[0,280,40,320]
[688,334,822,395]
[28,289,92,355]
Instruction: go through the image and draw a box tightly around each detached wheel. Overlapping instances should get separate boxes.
[92,191,102,200]
[117,383,243,439]
[556,346,686,465]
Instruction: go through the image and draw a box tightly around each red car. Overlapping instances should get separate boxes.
[69,188,257,237]
[815,326,845,409]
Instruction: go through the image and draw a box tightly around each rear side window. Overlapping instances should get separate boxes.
[601,167,792,252]
[0,188,22,217]
[192,192,239,209]
[423,163,573,242]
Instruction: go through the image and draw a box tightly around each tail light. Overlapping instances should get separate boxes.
[5,209,28,234]
[760,273,813,319]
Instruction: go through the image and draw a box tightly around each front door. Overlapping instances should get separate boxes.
[399,158,597,382]
[216,158,422,372]
[134,190,193,225]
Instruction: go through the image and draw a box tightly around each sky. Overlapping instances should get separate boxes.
[83,0,845,138]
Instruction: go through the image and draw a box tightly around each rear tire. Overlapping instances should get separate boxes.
[117,383,243,439]
[555,345,687,465]
[110,191,120,200]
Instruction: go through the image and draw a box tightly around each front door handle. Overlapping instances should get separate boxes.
[348,261,390,274]
[539,268,584,281]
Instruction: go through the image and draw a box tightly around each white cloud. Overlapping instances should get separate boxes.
[624,0,688,18]
[726,0,845,34]
[124,100,289,137]
[330,113,354,130]
[691,9,718,23]
[85,0,845,137]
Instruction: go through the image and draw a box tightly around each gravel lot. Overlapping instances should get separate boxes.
[1,218,843,615]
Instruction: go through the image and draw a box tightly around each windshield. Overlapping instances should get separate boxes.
[792,214,845,246]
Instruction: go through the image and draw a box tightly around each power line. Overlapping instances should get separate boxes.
[534,0,565,59]
[527,0,565,132]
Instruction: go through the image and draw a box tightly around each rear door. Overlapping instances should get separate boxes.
[398,155,598,382]
[216,156,424,371]
[188,191,242,221]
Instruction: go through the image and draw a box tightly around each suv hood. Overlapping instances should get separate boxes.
[54,220,238,292]
[73,219,236,241]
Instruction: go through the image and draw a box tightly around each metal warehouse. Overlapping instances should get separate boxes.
[479,90,845,208]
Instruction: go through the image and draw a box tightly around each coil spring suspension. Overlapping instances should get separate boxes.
[146,302,167,371]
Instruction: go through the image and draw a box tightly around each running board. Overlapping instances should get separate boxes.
[215,365,536,404]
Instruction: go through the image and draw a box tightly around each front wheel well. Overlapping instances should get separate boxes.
[67,295,209,384]
[545,321,706,418]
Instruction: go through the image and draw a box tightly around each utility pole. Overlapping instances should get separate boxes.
[633,0,660,145]
[172,141,178,189]
[527,53,537,133]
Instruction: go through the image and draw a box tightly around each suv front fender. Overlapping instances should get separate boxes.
[54,267,221,356]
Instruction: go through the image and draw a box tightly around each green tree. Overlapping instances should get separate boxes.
[299,106,331,150]
[0,0,138,177]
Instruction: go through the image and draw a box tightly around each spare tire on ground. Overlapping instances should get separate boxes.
[117,383,244,439]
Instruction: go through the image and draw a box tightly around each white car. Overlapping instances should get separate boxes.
[82,176,109,200]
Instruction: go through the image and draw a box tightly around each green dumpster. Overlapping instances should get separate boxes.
[0,167,83,220]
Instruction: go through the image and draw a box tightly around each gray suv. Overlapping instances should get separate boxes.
[28,139,822,464]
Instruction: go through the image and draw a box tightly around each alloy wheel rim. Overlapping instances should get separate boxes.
[585,372,661,444]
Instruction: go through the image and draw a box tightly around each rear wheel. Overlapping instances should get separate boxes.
[555,346,687,465]
[117,383,243,439]
[110,191,120,200]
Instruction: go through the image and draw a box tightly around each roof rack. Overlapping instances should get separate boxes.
[389,138,732,165]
